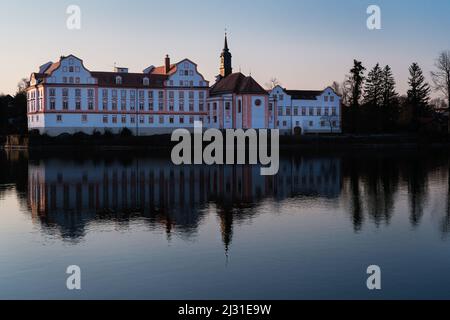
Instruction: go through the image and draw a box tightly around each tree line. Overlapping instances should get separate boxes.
[334,51,450,134]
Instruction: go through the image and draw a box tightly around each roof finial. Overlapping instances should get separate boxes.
[224,28,229,51]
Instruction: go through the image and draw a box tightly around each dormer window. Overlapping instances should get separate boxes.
[143,77,150,86]
[116,76,122,85]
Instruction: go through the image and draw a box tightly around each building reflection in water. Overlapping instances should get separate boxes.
[27,154,342,248]
[12,148,450,249]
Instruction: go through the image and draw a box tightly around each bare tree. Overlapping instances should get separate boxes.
[265,77,281,90]
[431,51,450,132]
[17,78,29,94]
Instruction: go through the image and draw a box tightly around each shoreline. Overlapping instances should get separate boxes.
[2,133,450,152]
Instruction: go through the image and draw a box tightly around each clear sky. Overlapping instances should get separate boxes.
[1,0,449,96]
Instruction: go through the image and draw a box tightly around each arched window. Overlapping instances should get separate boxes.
[116,76,122,85]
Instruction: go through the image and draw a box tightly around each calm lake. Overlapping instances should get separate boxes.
[1,148,450,300]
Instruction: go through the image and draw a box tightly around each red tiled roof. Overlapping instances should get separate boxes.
[210,73,268,96]
[91,72,167,88]
[44,61,61,75]
[150,64,177,75]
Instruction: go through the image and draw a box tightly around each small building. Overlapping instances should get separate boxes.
[269,86,342,135]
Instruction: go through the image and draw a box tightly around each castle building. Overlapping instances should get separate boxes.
[26,34,341,136]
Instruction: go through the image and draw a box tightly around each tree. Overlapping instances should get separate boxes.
[17,78,28,94]
[407,63,431,129]
[349,60,366,108]
[363,63,384,107]
[431,51,450,133]
[265,77,281,90]
[381,65,399,130]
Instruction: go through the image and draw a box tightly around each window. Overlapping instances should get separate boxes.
[103,116,108,123]
[63,89,69,97]
[116,76,122,85]
[121,101,126,110]
[158,91,164,99]
[302,108,306,116]
[148,91,153,99]
[88,101,94,110]
[179,101,184,111]
[139,116,144,124]
[49,89,56,96]
[189,91,194,100]
[330,96,335,102]
[225,102,231,110]
[148,101,154,110]
[169,117,174,124]
[76,101,81,110]
[112,116,118,124]
[316,108,321,116]
[63,100,69,110]
[82,115,88,122]
[286,108,291,116]
[149,116,154,124]
[199,103,204,111]
[169,102,174,111]
[309,108,314,116]
[279,95,284,101]
[88,89,94,98]
[139,102,144,111]
[238,100,242,113]
[255,99,262,106]
[269,103,273,111]
[75,89,81,97]
[309,121,313,127]
[130,116,135,124]
[213,103,217,111]
[189,103,194,112]
[112,101,117,110]
[121,90,127,99]
[294,107,298,116]
[199,92,204,99]
[50,100,56,110]
[75,77,80,84]
[159,102,164,111]
[321,121,326,127]
[324,96,329,102]
[121,116,126,124]
[325,108,329,116]
[180,117,184,124]
[103,101,108,111]
[169,91,174,99]
[159,116,164,124]
[143,77,150,86]
[332,108,337,116]
[139,91,144,99]
[56,115,62,122]
[283,121,287,127]
[189,116,194,124]
[278,107,283,116]
[112,90,117,97]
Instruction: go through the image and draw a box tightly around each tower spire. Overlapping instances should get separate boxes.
[220,31,232,78]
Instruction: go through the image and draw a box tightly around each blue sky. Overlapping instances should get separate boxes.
[1,0,450,96]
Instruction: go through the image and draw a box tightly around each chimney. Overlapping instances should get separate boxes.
[165,55,170,74]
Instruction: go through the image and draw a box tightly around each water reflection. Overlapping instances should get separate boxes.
[25,152,341,248]
[2,148,450,245]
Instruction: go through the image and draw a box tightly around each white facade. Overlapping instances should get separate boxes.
[27,55,210,136]
[27,54,342,136]
[269,86,342,135]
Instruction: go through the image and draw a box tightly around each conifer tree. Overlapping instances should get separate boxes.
[407,62,431,127]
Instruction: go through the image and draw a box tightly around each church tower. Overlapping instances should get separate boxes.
[220,32,233,78]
